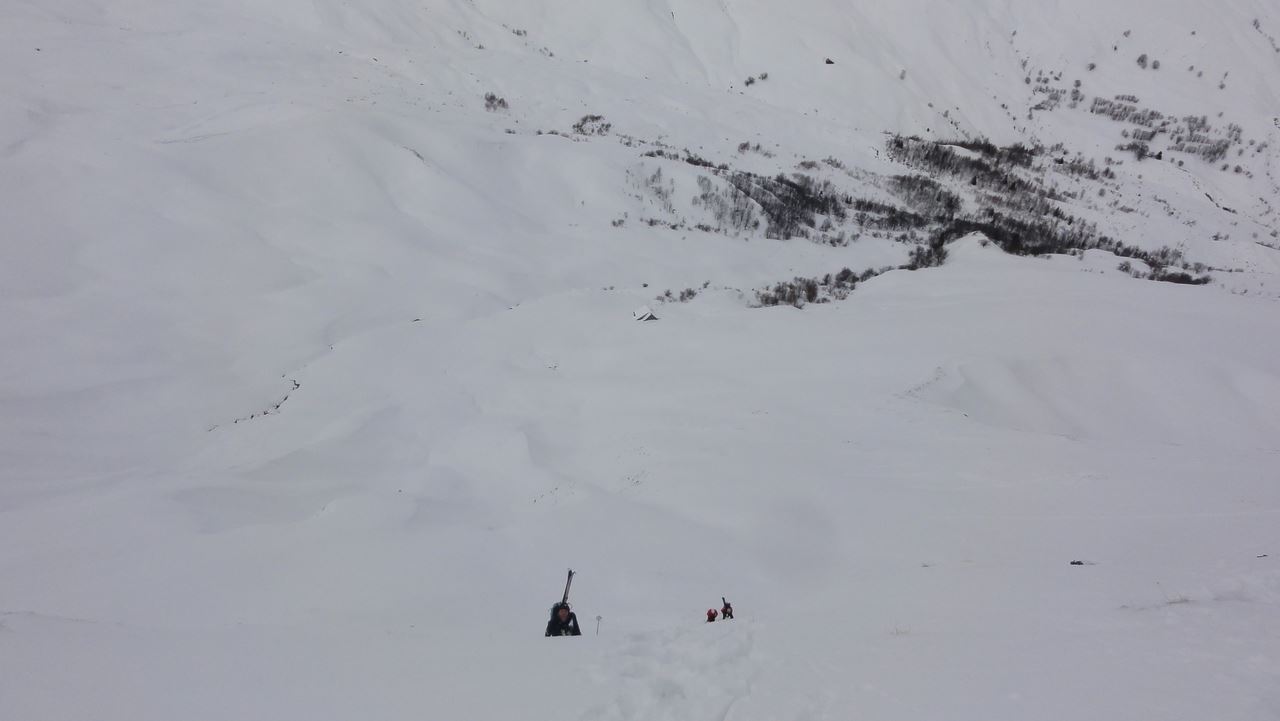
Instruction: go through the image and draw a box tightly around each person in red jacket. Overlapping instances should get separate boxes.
[706,608,718,622]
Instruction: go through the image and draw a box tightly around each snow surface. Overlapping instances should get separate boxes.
[2,1,1279,719]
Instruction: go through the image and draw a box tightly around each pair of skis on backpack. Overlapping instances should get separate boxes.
[545,569,735,637]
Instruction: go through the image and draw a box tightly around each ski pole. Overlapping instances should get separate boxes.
[596,615,602,635]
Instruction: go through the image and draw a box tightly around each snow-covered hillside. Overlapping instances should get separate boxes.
[2,1,1278,719]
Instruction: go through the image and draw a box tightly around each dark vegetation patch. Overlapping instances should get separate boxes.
[723,172,851,240]
[573,114,611,135]
[882,135,1210,284]
[484,93,509,111]
[630,120,1219,307]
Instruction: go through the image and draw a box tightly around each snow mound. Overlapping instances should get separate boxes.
[914,354,1280,449]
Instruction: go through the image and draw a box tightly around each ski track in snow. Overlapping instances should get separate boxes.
[584,622,757,721]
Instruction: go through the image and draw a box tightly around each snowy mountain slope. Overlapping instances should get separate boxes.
[5,239,1279,720]
[2,1,1279,719]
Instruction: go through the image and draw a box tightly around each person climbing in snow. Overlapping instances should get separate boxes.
[720,598,734,620]
[706,608,718,622]
[545,601,582,637]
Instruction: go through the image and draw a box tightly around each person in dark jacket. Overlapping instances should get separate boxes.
[545,602,581,637]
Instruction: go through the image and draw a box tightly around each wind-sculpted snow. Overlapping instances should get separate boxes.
[912,354,1280,449]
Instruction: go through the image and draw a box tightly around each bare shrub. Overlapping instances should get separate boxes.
[573,114,611,135]
[484,93,509,111]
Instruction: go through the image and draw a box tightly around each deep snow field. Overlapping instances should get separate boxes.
[2,1,1279,719]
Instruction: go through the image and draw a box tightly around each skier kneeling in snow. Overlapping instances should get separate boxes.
[545,602,582,637]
